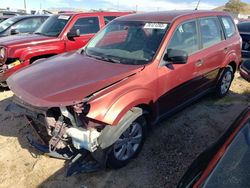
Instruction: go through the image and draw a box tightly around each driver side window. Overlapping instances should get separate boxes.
[167,20,199,55]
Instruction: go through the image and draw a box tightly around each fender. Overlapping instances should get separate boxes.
[19,42,65,62]
[221,50,240,69]
[87,88,155,126]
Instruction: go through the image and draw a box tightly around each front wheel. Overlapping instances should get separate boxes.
[106,115,147,169]
[215,66,234,97]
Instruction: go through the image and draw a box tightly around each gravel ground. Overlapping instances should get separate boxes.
[0,72,249,188]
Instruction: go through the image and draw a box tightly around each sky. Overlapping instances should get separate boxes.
[1,0,250,12]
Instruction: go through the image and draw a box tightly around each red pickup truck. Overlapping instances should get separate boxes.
[0,11,130,86]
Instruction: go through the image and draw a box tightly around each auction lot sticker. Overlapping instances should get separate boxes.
[144,23,168,29]
[58,15,70,20]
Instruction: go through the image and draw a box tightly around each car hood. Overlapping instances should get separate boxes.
[7,52,144,107]
[0,34,55,47]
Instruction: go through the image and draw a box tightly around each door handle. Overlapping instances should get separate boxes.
[195,59,204,67]
[224,47,228,52]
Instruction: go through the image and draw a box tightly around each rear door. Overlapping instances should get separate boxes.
[194,16,226,91]
[65,16,101,51]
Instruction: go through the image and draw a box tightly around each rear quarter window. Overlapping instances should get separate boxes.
[221,16,236,38]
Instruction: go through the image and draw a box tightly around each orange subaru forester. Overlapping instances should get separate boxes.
[7,10,241,175]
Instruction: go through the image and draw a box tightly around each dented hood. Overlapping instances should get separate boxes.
[7,51,143,107]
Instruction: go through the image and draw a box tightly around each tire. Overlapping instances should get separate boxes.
[106,115,147,169]
[215,66,234,98]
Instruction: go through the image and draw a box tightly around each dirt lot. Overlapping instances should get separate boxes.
[0,72,249,188]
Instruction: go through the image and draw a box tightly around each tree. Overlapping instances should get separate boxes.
[225,0,247,14]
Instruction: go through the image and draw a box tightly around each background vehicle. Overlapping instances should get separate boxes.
[178,60,250,188]
[0,11,130,87]
[237,21,250,60]
[240,60,250,82]
[0,10,27,23]
[7,10,241,175]
[0,15,49,37]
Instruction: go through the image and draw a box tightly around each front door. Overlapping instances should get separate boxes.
[65,16,101,51]
[157,19,203,116]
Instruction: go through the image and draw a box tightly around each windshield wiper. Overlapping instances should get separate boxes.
[86,53,121,64]
[34,32,46,36]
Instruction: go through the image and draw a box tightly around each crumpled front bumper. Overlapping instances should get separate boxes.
[6,101,106,176]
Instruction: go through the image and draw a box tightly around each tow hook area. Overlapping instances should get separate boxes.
[26,134,75,159]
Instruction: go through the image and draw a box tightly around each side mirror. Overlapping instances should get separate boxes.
[67,29,80,39]
[163,49,188,64]
[240,60,250,82]
[10,29,20,35]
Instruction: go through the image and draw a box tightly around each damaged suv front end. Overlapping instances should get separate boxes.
[6,14,169,175]
[8,86,144,175]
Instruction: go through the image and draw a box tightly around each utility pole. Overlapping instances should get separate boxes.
[195,0,201,10]
[117,0,119,11]
[24,0,27,12]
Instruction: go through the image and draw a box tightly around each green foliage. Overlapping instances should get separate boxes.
[225,0,248,14]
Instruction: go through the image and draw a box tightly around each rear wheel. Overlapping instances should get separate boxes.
[106,115,147,169]
[215,66,234,97]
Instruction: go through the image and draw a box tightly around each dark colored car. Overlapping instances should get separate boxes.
[178,60,250,188]
[7,10,241,175]
[0,12,131,87]
[237,21,250,60]
[240,60,250,82]
[0,15,49,37]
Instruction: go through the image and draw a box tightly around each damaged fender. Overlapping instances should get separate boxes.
[87,88,154,126]
[98,107,144,149]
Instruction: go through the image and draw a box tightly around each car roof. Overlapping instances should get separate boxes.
[58,11,132,17]
[4,14,49,22]
[11,15,49,19]
[115,10,230,23]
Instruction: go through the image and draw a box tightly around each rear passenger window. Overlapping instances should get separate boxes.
[104,16,117,24]
[168,20,199,55]
[72,17,100,35]
[200,17,222,48]
[221,17,236,38]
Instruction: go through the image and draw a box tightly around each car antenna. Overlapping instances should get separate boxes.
[195,0,201,10]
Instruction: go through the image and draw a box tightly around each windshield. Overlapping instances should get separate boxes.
[0,17,19,33]
[85,21,169,65]
[35,15,71,37]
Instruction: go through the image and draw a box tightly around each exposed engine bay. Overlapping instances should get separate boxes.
[7,95,143,175]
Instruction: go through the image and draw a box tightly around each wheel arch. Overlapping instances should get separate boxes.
[30,54,57,64]
[228,61,237,73]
